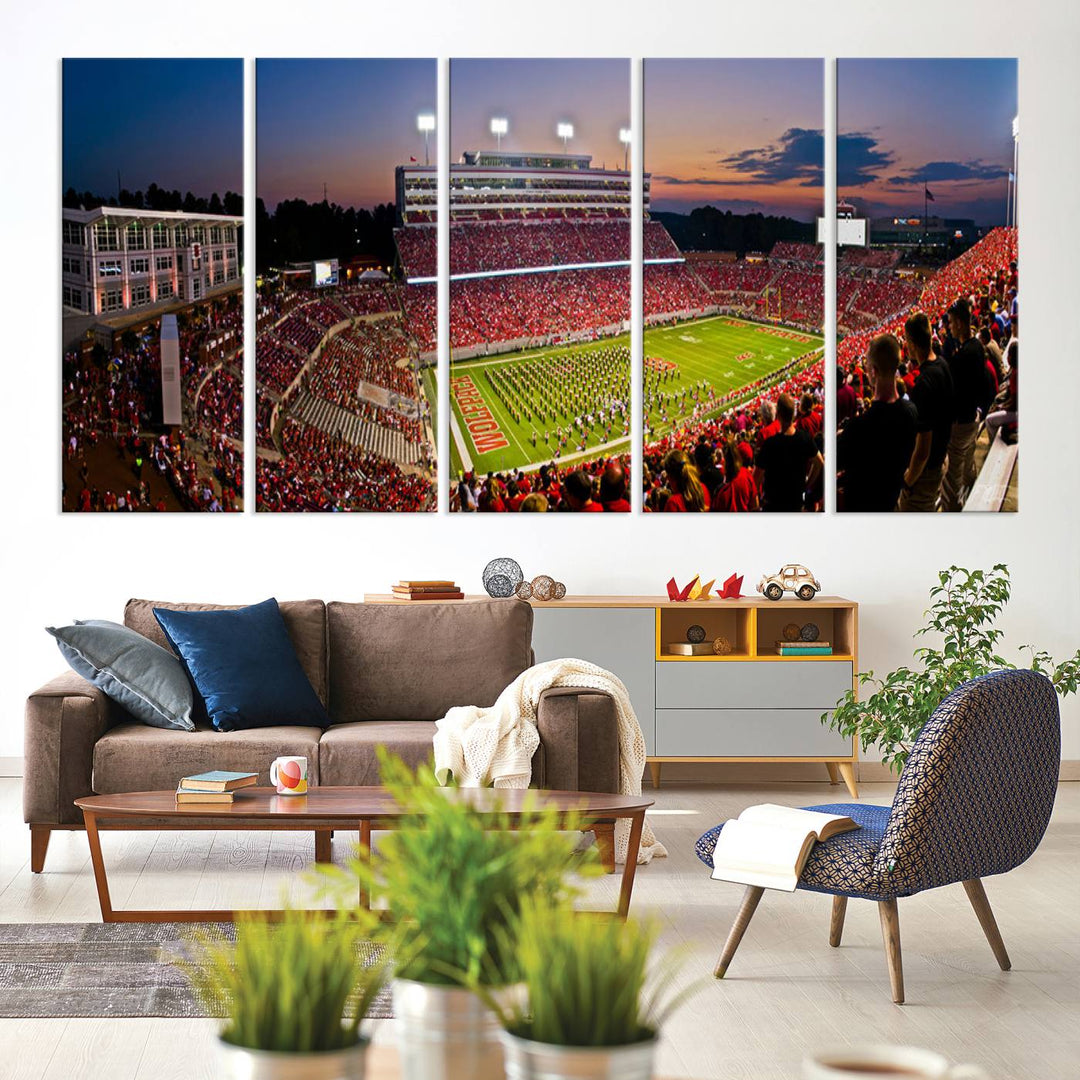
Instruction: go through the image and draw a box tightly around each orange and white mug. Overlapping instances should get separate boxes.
[270,755,308,796]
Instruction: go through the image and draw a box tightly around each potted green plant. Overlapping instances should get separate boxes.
[825,565,1080,773]
[184,907,388,1080]
[319,750,594,1080]
[484,898,698,1080]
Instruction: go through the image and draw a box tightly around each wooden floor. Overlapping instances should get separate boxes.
[1,777,1077,1079]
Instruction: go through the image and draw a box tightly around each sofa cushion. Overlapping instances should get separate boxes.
[319,721,438,786]
[93,722,323,794]
[153,599,329,732]
[327,599,532,722]
[124,598,328,706]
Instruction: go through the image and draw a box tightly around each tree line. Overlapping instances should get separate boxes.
[652,207,815,257]
[62,183,243,217]
[255,198,397,273]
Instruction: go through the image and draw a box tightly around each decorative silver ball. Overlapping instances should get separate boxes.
[687,624,706,644]
[482,558,524,598]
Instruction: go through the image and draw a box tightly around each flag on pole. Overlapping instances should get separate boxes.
[924,187,935,202]
[410,156,418,163]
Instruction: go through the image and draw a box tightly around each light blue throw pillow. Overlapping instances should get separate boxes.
[46,619,195,732]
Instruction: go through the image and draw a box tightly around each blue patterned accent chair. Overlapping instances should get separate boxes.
[696,670,1061,1003]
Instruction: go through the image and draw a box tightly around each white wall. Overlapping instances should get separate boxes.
[2,0,1078,765]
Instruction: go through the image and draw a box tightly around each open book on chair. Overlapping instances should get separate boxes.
[710,804,859,892]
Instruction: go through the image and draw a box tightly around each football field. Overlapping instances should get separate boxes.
[449,315,823,476]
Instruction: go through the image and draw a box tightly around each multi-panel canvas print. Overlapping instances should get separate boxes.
[255,59,437,511]
[643,59,825,513]
[835,59,1018,512]
[449,58,632,512]
[62,59,244,511]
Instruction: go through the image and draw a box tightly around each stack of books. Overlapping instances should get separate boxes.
[392,580,465,601]
[666,642,714,656]
[175,770,258,804]
[775,640,833,656]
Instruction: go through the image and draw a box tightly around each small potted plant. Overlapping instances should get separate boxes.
[485,899,698,1080]
[184,907,388,1080]
[320,750,595,1080]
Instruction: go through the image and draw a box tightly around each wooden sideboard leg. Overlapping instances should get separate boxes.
[837,762,859,799]
[825,762,841,786]
[314,829,332,864]
[878,898,905,1004]
[30,826,51,874]
[648,761,662,789]
[593,823,616,873]
[714,885,765,978]
[829,895,847,947]
[962,878,1011,971]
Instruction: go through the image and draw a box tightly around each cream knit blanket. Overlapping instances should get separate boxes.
[433,658,666,865]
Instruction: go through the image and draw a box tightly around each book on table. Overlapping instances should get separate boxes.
[710,804,859,892]
[175,787,236,804]
[392,581,464,600]
[178,770,258,793]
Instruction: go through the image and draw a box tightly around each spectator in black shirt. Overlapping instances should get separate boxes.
[900,312,954,512]
[754,393,822,512]
[942,298,993,510]
[838,333,917,511]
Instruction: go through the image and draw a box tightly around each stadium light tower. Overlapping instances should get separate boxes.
[619,127,631,172]
[1009,114,1019,228]
[417,113,435,167]
[491,117,508,151]
[557,122,574,151]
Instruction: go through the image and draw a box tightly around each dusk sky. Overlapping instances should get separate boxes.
[645,59,823,220]
[452,59,629,167]
[839,59,1017,225]
[63,60,242,199]
[258,59,436,211]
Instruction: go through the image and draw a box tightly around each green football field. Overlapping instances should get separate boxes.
[449,314,824,476]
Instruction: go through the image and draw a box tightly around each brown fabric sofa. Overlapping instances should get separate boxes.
[24,597,620,871]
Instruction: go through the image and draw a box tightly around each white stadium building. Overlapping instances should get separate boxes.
[61,206,242,317]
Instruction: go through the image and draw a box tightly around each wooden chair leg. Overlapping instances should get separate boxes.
[878,898,905,1004]
[714,886,765,978]
[31,826,51,874]
[829,895,847,947]
[962,878,1011,971]
[593,824,616,873]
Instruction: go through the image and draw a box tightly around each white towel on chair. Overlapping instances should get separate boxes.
[433,658,666,865]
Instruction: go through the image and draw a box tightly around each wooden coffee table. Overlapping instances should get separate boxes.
[74,787,653,923]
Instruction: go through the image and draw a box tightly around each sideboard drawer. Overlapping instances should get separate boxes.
[655,660,852,710]
[655,708,852,758]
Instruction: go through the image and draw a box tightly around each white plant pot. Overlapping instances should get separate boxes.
[500,1030,658,1080]
[216,1037,367,1080]
[392,978,505,1080]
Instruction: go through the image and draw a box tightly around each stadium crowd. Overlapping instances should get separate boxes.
[453,454,632,513]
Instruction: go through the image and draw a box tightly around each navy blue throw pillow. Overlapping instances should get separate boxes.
[153,598,329,732]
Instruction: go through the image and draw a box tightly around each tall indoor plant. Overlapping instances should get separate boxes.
[483,898,698,1080]
[319,750,596,1080]
[825,565,1080,773]
[184,907,389,1080]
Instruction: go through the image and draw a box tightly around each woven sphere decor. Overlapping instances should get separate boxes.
[782,622,801,642]
[482,558,524,598]
[686,624,707,644]
[515,580,534,600]
[713,636,733,655]
[553,581,566,600]
[531,575,556,602]
[800,622,821,642]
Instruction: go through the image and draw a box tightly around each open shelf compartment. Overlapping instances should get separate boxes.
[656,606,753,660]
[754,604,855,659]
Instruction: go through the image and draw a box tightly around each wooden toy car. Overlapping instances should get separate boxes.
[757,565,820,601]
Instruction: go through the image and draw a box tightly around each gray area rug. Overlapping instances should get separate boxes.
[0,923,393,1019]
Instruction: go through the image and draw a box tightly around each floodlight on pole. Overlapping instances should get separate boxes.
[557,122,574,151]
[619,127,631,172]
[491,117,508,151]
[417,113,435,167]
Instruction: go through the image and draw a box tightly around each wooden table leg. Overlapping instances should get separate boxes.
[358,819,372,911]
[83,812,115,923]
[616,812,645,919]
[593,822,616,873]
[315,829,332,864]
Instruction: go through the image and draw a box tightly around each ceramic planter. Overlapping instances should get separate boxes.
[392,978,504,1080]
[215,1037,367,1080]
[500,1029,658,1080]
